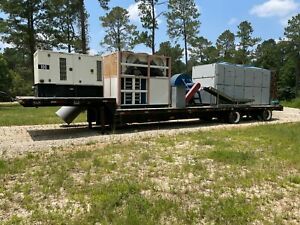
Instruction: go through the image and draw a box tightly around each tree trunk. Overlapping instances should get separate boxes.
[117,25,121,52]
[67,27,71,53]
[183,20,188,69]
[79,0,87,54]
[151,0,155,54]
[27,0,36,84]
[296,54,300,96]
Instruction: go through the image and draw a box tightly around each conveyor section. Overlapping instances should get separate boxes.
[203,86,254,104]
[186,82,201,103]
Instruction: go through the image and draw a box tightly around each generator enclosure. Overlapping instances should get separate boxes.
[192,63,271,105]
[102,51,171,107]
[34,50,103,97]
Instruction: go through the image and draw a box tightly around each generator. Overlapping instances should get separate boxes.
[34,50,103,97]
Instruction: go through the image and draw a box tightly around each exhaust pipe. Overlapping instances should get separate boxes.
[56,106,84,124]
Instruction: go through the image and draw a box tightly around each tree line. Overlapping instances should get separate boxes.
[0,0,299,100]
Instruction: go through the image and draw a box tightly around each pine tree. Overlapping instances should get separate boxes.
[100,7,139,51]
[216,30,235,62]
[166,0,200,66]
[75,0,89,54]
[284,14,300,96]
[43,0,79,53]
[0,0,45,79]
[236,21,260,64]
[156,41,185,75]
[0,54,12,94]
[190,36,212,64]
[98,0,110,10]
[135,0,165,54]
[74,0,110,54]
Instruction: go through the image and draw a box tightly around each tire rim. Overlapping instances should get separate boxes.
[232,111,241,123]
[264,110,272,121]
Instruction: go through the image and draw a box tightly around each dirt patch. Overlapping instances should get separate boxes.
[1,107,300,159]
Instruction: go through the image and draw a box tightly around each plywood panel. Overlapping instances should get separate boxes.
[103,53,118,78]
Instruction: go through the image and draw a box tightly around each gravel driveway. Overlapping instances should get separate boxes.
[1,107,300,159]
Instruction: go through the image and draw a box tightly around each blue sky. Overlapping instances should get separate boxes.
[86,0,300,54]
[1,0,300,53]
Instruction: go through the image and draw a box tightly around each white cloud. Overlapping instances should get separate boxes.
[250,0,299,18]
[89,49,98,56]
[127,2,164,25]
[127,3,140,22]
[228,17,239,26]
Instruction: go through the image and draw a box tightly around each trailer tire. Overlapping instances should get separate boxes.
[228,111,241,124]
[259,109,272,121]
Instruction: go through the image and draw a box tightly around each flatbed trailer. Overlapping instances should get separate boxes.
[17,96,283,132]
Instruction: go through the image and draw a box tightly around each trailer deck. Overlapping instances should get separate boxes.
[17,96,116,107]
[17,96,283,132]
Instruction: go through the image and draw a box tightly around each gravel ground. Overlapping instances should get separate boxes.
[1,107,300,159]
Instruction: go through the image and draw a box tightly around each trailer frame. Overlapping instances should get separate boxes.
[17,96,283,133]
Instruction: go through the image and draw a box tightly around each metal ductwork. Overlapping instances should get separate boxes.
[56,106,84,124]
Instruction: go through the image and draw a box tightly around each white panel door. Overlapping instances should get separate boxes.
[149,78,169,105]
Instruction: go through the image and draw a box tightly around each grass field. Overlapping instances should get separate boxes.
[0,103,86,126]
[282,97,300,109]
[1,123,299,224]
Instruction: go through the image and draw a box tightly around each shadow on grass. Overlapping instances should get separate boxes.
[27,117,278,141]
[114,118,279,134]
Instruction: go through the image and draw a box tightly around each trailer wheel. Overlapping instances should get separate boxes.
[228,111,241,124]
[259,109,272,121]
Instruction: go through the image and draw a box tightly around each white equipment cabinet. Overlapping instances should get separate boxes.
[103,51,171,107]
[192,63,271,105]
[34,50,103,97]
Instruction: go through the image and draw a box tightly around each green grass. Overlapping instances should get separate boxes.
[1,123,300,224]
[0,103,86,126]
[282,97,300,109]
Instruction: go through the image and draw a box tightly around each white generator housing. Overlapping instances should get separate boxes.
[192,63,271,105]
[34,50,103,97]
